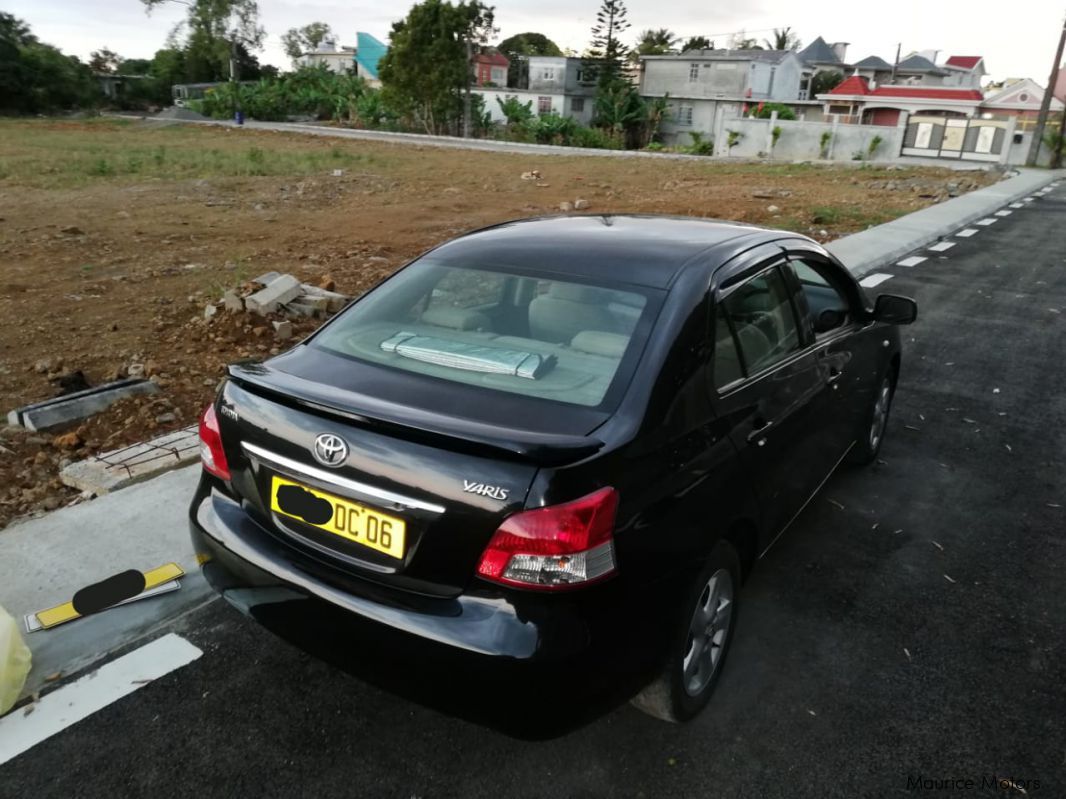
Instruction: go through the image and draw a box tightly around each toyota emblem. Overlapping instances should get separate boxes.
[312,433,348,467]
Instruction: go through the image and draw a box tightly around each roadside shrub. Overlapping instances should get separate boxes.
[819,130,832,159]
[525,112,578,145]
[867,134,884,159]
[685,131,715,156]
[771,126,783,149]
[751,102,797,121]
[727,130,743,151]
[645,141,665,151]
[570,125,619,149]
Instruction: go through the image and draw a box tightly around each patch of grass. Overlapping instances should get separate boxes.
[0,119,381,188]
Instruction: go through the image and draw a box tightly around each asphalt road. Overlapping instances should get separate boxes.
[4,188,1065,798]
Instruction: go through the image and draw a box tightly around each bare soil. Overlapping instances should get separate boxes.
[0,118,999,529]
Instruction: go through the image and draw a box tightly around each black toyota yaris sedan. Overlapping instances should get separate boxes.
[190,215,916,722]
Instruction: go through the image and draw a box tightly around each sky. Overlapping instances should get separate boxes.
[5,0,1064,85]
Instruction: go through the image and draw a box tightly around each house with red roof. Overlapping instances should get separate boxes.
[982,78,1063,130]
[474,50,509,87]
[819,74,984,126]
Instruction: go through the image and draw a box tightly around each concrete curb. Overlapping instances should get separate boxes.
[827,169,1064,277]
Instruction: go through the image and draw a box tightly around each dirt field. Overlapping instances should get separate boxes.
[0,117,999,529]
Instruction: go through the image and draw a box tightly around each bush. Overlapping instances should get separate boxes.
[570,125,619,149]
[685,131,714,156]
[751,102,796,121]
[525,112,578,145]
[196,66,369,123]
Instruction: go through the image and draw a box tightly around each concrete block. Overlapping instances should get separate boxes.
[252,271,283,286]
[222,290,244,312]
[59,425,199,494]
[272,320,293,341]
[244,274,301,314]
[292,294,329,312]
[10,379,159,432]
[284,300,326,319]
[299,284,349,312]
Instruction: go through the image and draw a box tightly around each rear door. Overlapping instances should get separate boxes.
[710,257,832,546]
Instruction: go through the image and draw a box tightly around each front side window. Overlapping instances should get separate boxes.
[314,263,657,409]
[718,267,801,377]
[787,258,852,334]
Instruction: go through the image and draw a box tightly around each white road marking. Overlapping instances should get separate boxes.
[1023,197,1035,202]
[0,634,202,766]
[897,256,927,267]
[956,229,979,237]
[995,210,1013,217]
[975,218,998,226]
[928,241,956,252]
[860,273,894,288]
[1010,203,1024,209]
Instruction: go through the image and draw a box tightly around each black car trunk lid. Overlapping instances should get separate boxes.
[216,376,553,598]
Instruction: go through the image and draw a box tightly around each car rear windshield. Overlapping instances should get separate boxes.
[312,262,661,409]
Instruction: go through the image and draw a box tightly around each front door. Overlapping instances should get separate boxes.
[711,261,830,547]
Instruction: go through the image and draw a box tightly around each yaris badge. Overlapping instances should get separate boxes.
[313,434,348,467]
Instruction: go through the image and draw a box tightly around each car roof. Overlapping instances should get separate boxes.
[428,215,792,289]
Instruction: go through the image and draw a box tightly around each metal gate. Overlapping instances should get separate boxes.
[901,116,1010,162]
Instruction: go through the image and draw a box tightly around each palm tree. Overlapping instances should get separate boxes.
[763,27,801,51]
[634,28,678,56]
[681,36,712,52]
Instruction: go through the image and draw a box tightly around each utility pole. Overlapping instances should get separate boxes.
[229,36,243,125]
[463,38,473,138]
[1027,14,1066,166]
[890,43,901,84]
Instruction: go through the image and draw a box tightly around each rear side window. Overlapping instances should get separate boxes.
[313,263,657,409]
[718,267,801,377]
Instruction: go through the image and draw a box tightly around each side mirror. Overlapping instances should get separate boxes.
[814,308,847,333]
[872,294,918,325]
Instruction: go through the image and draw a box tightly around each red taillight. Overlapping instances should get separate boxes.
[198,404,231,481]
[476,487,619,590]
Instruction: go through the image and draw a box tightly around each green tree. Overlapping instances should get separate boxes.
[378,0,496,136]
[751,102,796,120]
[498,31,562,87]
[0,14,98,112]
[586,0,630,88]
[633,28,677,57]
[729,31,761,50]
[88,47,121,73]
[681,36,712,52]
[497,32,561,56]
[281,22,334,65]
[118,57,152,74]
[141,0,264,84]
[762,27,801,51]
[810,69,844,96]
[593,79,644,145]
[497,94,533,129]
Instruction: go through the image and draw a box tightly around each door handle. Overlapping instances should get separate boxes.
[827,367,843,386]
[747,419,773,444]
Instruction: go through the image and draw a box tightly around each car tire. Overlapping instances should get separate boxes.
[847,369,896,466]
[630,540,741,723]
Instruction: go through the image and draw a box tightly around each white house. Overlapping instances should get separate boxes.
[299,40,357,74]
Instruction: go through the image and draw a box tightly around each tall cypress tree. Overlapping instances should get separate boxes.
[586,0,630,89]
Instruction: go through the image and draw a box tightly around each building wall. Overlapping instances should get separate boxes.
[527,56,568,93]
[642,59,748,98]
[473,89,566,123]
[720,116,906,161]
[747,56,803,101]
[300,53,355,74]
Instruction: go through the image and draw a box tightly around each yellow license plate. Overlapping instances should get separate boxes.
[270,475,406,559]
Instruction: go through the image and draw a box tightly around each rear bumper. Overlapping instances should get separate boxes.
[189,479,665,668]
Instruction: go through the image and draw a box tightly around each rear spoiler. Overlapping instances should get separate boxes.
[227,363,604,467]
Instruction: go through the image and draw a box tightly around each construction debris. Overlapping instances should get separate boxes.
[7,379,159,432]
[204,272,352,321]
[59,425,198,494]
